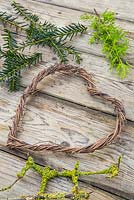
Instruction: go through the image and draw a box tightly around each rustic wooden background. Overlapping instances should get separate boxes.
[0,0,134,199]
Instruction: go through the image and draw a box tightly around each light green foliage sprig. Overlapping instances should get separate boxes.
[0,156,122,200]
[81,10,133,79]
[0,1,87,91]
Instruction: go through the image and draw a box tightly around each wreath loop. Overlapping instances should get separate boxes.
[7,64,126,153]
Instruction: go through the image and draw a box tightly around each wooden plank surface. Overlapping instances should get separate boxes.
[0,88,134,199]
[33,0,134,22]
[0,150,125,200]
[1,0,134,58]
[0,0,134,122]
[0,0,134,200]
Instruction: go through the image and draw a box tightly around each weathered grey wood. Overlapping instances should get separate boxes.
[0,40,134,122]
[33,0,134,22]
[0,88,134,199]
[0,150,125,200]
[0,0,134,120]
[0,1,134,199]
[0,35,134,122]
[0,0,134,122]
[0,0,134,54]
[12,45,134,123]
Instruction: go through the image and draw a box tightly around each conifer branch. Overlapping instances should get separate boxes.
[11,1,86,63]
[0,51,42,91]
[53,23,87,41]
[81,10,133,79]
[11,1,39,23]
[0,12,26,31]
[2,29,18,50]
[0,1,87,91]
[0,29,42,91]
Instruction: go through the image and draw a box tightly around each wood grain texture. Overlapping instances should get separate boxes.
[0,88,133,199]
[10,49,134,123]
[0,0,134,122]
[0,0,134,66]
[0,0,134,199]
[0,151,125,200]
[32,0,134,22]
[0,0,134,55]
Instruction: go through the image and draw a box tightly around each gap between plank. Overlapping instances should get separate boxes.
[31,0,134,24]
[0,147,127,200]
[20,85,134,123]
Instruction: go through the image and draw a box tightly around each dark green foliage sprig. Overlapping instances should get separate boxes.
[0,29,42,91]
[10,1,86,64]
[12,1,39,23]
[0,11,26,31]
[81,10,133,79]
[0,1,87,91]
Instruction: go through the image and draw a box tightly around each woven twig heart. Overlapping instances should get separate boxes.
[7,64,126,153]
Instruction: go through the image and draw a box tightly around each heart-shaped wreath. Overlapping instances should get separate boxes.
[7,64,126,153]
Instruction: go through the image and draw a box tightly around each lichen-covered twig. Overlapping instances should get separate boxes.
[0,178,20,192]
[0,156,122,200]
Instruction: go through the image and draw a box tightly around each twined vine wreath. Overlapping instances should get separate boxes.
[7,63,126,153]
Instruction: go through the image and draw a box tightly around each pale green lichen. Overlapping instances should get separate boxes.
[0,156,122,199]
